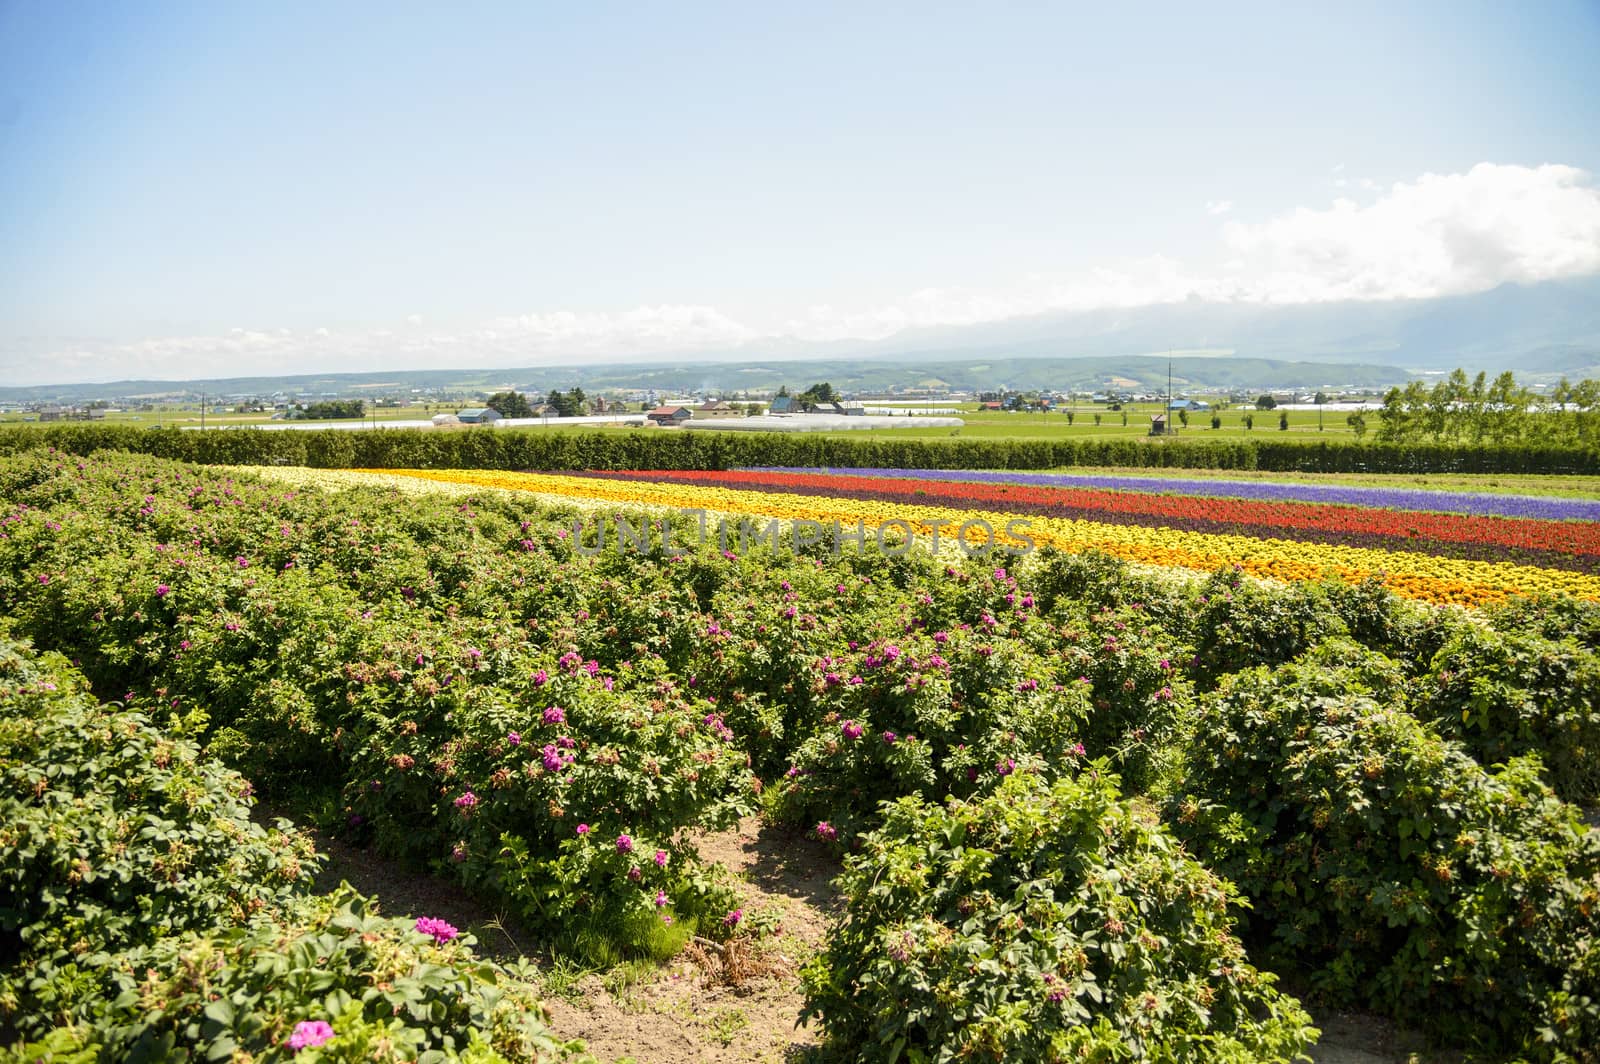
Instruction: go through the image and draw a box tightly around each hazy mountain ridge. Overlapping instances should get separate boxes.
[6,278,1598,402]
[0,356,1410,404]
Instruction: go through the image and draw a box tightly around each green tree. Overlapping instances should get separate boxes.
[546,389,586,417]
[1211,413,1222,430]
[1484,371,1529,445]
[484,391,534,418]
[1255,395,1277,410]
[296,400,364,420]
[1178,409,1189,428]
[1465,371,1491,441]
[1346,411,1367,439]
[1242,413,1254,430]
[797,382,836,409]
[1376,381,1426,443]
[1279,410,1290,431]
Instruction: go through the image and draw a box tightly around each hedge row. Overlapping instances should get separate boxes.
[3,422,1597,475]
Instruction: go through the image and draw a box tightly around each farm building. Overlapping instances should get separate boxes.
[456,407,501,424]
[647,405,694,426]
[768,396,798,414]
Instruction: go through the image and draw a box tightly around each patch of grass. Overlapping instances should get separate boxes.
[707,1006,749,1046]
[537,954,601,1003]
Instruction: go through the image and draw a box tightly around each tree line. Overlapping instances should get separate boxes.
[1374,370,1600,447]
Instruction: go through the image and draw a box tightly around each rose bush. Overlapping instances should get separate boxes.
[801,773,1318,1062]
[1169,643,1600,1060]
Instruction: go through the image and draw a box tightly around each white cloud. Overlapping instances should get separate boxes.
[790,162,1600,336]
[1217,162,1600,302]
[480,304,756,352]
[7,162,1599,384]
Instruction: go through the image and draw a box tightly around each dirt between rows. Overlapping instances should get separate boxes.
[309,815,1454,1064]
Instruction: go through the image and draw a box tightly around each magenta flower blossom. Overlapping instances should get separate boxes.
[882,731,898,744]
[815,821,838,842]
[655,890,669,907]
[996,758,1015,776]
[616,834,634,854]
[415,916,459,944]
[453,791,478,810]
[654,849,668,868]
[841,720,864,740]
[723,908,743,928]
[1072,742,1086,756]
[155,584,170,597]
[576,823,591,835]
[451,842,468,862]
[507,730,521,746]
[542,706,565,724]
[287,1019,335,1050]
[628,865,642,881]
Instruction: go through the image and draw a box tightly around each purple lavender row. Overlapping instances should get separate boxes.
[742,467,1600,522]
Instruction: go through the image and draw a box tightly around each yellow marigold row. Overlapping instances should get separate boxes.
[353,468,1600,607]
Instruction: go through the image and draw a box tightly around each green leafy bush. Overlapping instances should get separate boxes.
[1038,601,1195,794]
[1483,593,1600,650]
[0,453,758,957]
[0,637,585,1061]
[768,626,1092,844]
[1170,643,1600,1060]
[1415,625,1600,802]
[0,637,318,1027]
[801,774,1317,1063]
[1188,569,1348,684]
[5,887,588,1063]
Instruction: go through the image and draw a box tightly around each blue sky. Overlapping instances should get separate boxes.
[2,0,1598,383]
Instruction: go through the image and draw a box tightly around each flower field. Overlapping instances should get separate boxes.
[3,447,1599,1062]
[356,466,1600,607]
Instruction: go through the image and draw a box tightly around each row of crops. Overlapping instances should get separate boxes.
[2,447,1599,1061]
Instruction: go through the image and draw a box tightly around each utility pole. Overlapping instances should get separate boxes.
[1166,352,1174,435]
[200,393,205,430]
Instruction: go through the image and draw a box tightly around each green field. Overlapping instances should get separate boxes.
[821,403,1364,441]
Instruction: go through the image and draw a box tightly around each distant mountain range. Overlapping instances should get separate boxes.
[0,356,1412,403]
[837,275,1600,375]
[5,277,1598,403]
